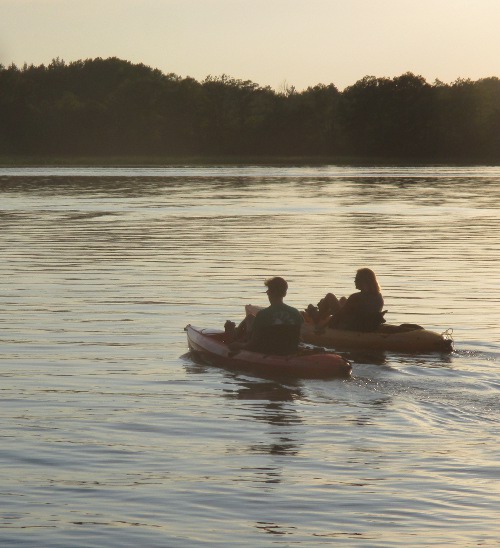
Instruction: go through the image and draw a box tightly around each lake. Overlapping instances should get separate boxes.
[0,165,499,547]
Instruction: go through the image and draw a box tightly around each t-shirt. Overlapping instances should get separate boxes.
[250,303,304,355]
[252,303,304,329]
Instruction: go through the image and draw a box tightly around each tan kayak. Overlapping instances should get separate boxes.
[301,321,453,353]
[245,305,453,353]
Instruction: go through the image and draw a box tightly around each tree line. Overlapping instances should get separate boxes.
[1,57,499,160]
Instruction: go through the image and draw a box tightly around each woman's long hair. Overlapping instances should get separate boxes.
[356,268,381,294]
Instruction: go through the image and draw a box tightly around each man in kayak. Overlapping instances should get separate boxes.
[227,276,304,355]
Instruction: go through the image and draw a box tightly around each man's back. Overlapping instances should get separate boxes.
[250,303,303,355]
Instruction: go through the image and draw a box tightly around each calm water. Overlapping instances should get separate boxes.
[1,166,499,547]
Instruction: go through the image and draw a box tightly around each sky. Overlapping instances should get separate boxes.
[1,0,499,91]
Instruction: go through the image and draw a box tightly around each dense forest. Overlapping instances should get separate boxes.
[1,57,500,160]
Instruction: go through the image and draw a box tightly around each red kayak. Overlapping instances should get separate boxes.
[185,324,351,379]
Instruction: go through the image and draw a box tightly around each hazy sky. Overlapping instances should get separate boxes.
[1,0,499,91]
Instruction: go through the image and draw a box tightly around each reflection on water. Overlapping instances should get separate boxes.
[233,381,302,456]
[1,167,499,547]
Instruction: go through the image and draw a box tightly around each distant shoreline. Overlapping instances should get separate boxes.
[1,155,497,167]
[4,60,500,162]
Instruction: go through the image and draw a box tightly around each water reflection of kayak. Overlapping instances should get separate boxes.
[301,321,453,353]
[245,304,453,354]
[185,324,352,379]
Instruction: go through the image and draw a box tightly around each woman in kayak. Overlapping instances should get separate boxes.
[307,268,386,332]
